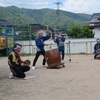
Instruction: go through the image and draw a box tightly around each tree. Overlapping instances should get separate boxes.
[67,25,94,38]
[81,27,94,38]
[67,25,82,38]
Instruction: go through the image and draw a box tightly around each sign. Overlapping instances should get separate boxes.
[7,37,14,48]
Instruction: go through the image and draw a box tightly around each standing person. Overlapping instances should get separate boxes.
[32,31,51,69]
[94,39,100,59]
[54,32,65,63]
[8,43,30,79]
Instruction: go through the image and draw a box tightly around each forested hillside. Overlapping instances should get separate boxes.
[0,6,91,29]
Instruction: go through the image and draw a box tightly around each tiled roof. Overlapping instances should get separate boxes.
[0,19,16,27]
[90,13,100,23]
[29,24,53,31]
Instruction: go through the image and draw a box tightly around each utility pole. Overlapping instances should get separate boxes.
[54,2,62,32]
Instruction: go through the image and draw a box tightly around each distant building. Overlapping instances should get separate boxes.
[29,24,54,39]
[29,24,67,39]
[0,19,16,36]
[0,19,16,54]
[89,13,100,38]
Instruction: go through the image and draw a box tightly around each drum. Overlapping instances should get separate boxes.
[0,36,6,50]
[45,49,63,68]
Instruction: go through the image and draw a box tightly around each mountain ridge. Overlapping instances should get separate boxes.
[0,6,91,29]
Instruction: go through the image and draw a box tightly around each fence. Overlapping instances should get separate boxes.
[16,38,96,55]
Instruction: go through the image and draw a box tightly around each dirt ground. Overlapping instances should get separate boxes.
[0,54,100,100]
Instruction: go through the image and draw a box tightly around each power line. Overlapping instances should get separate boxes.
[54,2,63,31]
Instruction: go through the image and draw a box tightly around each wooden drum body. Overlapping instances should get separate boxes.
[0,36,6,50]
[45,49,64,68]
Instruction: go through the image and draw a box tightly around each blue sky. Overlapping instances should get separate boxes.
[0,0,100,14]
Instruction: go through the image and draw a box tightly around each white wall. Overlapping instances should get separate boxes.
[93,28,100,38]
[16,38,96,54]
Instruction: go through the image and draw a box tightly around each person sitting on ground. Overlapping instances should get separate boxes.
[54,32,65,63]
[32,30,51,70]
[94,39,100,59]
[8,43,30,79]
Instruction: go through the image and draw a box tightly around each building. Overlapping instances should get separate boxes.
[0,19,16,55]
[0,19,16,35]
[29,24,68,39]
[29,24,54,39]
[89,13,100,38]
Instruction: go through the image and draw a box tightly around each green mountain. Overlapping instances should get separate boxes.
[0,6,91,29]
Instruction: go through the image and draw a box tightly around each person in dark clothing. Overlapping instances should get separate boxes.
[54,32,65,63]
[94,39,100,59]
[8,43,30,79]
[32,31,51,69]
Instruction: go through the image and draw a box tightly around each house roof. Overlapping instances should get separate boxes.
[29,24,54,31]
[89,13,100,29]
[90,13,100,23]
[89,23,100,29]
[0,19,16,27]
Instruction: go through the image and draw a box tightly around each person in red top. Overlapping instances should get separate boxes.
[8,43,30,79]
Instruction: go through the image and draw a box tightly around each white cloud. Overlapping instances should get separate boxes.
[61,0,100,14]
[0,0,58,9]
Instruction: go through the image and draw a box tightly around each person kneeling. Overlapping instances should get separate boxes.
[8,43,30,79]
[94,39,100,59]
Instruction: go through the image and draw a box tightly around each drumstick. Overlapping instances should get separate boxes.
[46,25,49,34]
[45,43,53,46]
[46,25,49,31]
[45,42,68,46]
[46,25,51,38]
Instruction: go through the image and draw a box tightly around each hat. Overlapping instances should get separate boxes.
[14,44,22,50]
